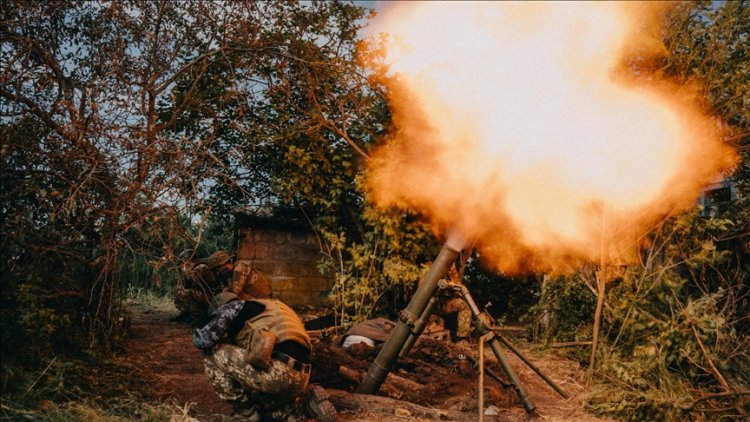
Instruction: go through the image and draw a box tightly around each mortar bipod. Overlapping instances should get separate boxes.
[438,279,535,412]
[439,279,570,403]
[357,243,562,413]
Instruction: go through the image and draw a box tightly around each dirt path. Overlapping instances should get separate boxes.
[119,302,231,419]
[500,345,608,422]
[118,302,609,422]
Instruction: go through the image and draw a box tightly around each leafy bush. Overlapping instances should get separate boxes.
[525,273,597,344]
[463,254,541,320]
[317,194,439,324]
[585,209,749,420]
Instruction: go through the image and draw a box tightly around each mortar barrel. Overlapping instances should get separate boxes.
[357,243,460,394]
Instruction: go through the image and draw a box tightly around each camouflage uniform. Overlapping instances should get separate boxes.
[193,299,246,349]
[173,282,211,320]
[194,298,315,419]
[440,296,472,339]
[231,260,272,299]
[203,344,309,407]
[436,267,472,340]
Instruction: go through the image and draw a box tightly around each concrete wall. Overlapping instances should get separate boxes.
[236,226,333,306]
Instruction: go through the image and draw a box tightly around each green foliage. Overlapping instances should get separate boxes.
[0,400,184,422]
[122,286,172,308]
[464,255,541,320]
[585,209,750,420]
[527,211,749,420]
[116,214,236,296]
[581,2,750,418]
[520,3,750,419]
[525,273,597,344]
[117,254,173,297]
[0,357,186,422]
[1,402,179,422]
[0,239,98,364]
[587,388,687,422]
[1,0,378,368]
[659,1,750,133]
[316,184,439,324]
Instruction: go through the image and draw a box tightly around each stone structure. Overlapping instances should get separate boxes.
[234,211,333,306]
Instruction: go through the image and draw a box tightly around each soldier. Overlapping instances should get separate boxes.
[231,259,272,299]
[173,249,234,323]
[193,291,336,421]
[431,265,472,341]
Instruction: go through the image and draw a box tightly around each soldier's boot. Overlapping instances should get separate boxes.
[303,385,337,422]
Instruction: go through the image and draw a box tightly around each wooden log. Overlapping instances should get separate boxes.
[337,365,425,399]
[388,372,425,392]
[337,365,362,383]
[327,388,468,421]
[338,365,424,390]
[337,366,402,399]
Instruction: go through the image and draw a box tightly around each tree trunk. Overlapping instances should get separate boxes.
[589,268,607,380]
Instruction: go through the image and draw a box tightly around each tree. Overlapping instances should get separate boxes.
[0,0,390,366]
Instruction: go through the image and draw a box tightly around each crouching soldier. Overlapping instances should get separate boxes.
[193,291,336,421]
[173,249,234,323]
[420,264,473,341]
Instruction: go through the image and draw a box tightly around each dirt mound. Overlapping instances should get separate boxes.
[311,335,519,413]
[119,302,609,421]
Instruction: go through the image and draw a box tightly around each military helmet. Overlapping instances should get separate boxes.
[204,250,232,268]
[207,290,239,315]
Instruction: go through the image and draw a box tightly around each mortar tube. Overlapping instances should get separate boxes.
[398,296,439,359]
[356,243,460,394]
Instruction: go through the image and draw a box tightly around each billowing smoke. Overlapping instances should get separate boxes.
[363,2,736,273]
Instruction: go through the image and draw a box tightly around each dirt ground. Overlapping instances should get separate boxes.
[118,302,611,422]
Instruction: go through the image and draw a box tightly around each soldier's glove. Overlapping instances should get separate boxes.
[244,328,276,369]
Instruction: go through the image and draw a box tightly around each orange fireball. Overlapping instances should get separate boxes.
[363,2,736,273]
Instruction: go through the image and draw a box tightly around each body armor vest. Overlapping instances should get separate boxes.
[237,299,311,350]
